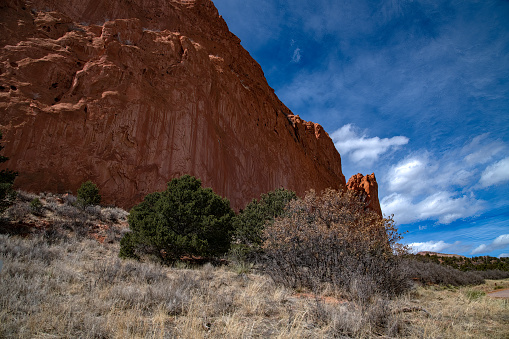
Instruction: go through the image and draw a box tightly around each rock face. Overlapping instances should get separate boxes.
[346,173,382,216]
[0,0,379,212]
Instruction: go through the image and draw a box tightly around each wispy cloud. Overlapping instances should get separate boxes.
[471,234,509,255]
[291,48,302,63]
[331,124,408,164]
[479,157,509,187]
[462,134,506,165]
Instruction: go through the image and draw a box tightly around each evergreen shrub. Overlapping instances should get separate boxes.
[120,175,235,263]
[233,188,296,257]
[77,180,101,207]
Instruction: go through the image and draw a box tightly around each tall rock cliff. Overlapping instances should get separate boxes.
[0,0,379,211]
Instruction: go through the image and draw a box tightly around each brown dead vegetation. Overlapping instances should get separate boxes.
[1,191,508,338]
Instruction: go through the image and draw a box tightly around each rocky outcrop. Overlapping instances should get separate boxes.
[0,0,379,212]
[346,173,382,216]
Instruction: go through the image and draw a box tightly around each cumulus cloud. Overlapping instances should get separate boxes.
[499,253,509,258]
[386,156,431,195]
[380,148,497,224]
[479,157,509,187]
[408,240,458,253]
[381,191,484,225]
[331,124,408,164]
[471,234,509,255]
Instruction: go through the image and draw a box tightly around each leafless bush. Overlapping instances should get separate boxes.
[39,222,70,244]
[262,189,410,299]
[309,297,397,337]
[104,224,124,243]
[43,195,60,205]
[100,206,128,223]
[55,203,82,219]
[84,205,102,220]
[15,190,38,202]
[44,200,60,212]
[74,221,93,239]
[477,269,509,280]
[4,201,31,220]
[62,193,77,205]
[401,259,485,286]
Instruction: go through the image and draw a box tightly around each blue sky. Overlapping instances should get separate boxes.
[211,0,509,257]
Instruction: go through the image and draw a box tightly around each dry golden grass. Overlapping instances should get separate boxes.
[395,282,509,338]
[1,193,508,338]
[1,232,508,338]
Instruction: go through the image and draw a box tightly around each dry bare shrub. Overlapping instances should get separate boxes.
[402,258,485,286]
[55,203,82,219]
[44,200,60,212]
[62,193,77,205]
[262,189,410,299]
[4,201,30,220]
[477,269,509,280]
[15,190,38,202]
[101,206,128,223]
[84,205,102,220]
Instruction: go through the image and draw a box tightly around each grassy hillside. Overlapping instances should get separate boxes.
[1,191,508,338]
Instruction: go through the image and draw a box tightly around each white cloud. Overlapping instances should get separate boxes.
[408,240,456,253]
[331,124,408,164]
[471,234,509,255]
[499,253,509,258]
[380,138,508,225]
[479,157,509,187]
[471,244,488,255]
[386,156,430,195]
[291,48,302,63]
[381,191,484,225]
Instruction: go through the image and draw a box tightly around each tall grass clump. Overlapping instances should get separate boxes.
[261,189,411,300]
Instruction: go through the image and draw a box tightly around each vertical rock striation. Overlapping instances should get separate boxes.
[0,0,379,212]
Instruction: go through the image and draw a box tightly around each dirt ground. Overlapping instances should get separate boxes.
[487,288,509,298]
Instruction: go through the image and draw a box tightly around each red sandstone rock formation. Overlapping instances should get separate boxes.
[346,173,382,216]
[0,0,379,212]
